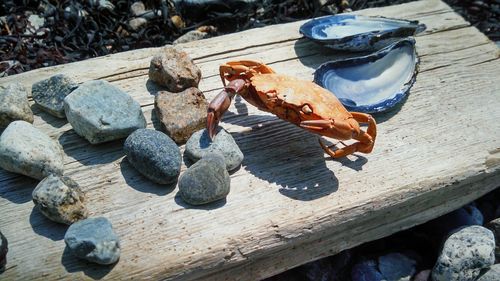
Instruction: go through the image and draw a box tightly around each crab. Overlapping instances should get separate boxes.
[206,60,377,158]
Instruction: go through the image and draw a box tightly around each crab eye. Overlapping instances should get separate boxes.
[302,104,313,114]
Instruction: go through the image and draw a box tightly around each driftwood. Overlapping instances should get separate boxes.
[0,0,499,280]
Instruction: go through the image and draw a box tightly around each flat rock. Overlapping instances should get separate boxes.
[32,74,78,118]
[155,87,207,144]
[432,225,495,281]
[32,175,88,225]
[64,217,120,265]
[0,121,64,180]
[0,231,7,272]
[178,153,230,205]
[0,83,34,128]
[148,46,201,92]
[64,80,146,144]
[378,253,416,281]
[486,218,500,262]
[351,259,384,281]
[124,129,181,184]
[185,128,243,171]
[476,264,500,281]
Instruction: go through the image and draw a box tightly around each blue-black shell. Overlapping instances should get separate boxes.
[313,38,419,113]
[300,14,426,52]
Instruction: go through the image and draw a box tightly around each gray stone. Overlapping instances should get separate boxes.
[130,1,145,16]
[129,17,147,31]
[148,46,201,92]
[0,121,64,180]
[32,74,78,118]
[64,80,146,144]
[486,218,500,262]
[413,270,431,281]
[378,253,416,281]
[173,26,216,44]
[432,225,495,281]
[32,175,88,225]
[0,83,34,128]
[64,217,120,265]
[185,128,243,171]
[476,264,500,281]
[154,88,207,144]
[351,259,384,281]
[0,231,7,272]
[178,153,230,205]
[124,129,181,184]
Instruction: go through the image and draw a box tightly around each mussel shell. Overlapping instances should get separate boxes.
[300,14,426,52]
[314,38,419,113]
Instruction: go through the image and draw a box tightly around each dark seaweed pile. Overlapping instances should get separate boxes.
[0,0,497,76]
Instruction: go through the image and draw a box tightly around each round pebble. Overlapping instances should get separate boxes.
[432,225,495,281]
[124,129,181,184]
[32,74,78,118]
[351,259,384,281]
[0,121,64,180]
[0,83,34,128]
[185,128,243,171]
[378,253,416,281]
[0,231,7,272]
[32,175,88,225]
[64,217,120,265]
[178,153,230,205]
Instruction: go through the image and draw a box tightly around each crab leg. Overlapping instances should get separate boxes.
[207,79,246,139]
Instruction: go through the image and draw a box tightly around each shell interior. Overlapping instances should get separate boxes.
[300,15,425,51]
[314,38,419,113]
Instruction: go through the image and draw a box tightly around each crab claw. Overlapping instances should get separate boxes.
[207,79,246,140]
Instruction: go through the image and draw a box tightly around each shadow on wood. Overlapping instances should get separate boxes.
[119,158,176,196]
[61,247,116,280]
[29,206,68,241]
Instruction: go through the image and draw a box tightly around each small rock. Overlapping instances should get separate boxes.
[124,129,181,184]
[0,121,64,180]
[486,218,500,262]
[155,88,207,144]
[423,204,483,237]
[64,217,120,265]
[128,17,147,31]
[174,26,216,44]
[0,83,34,128]
[476,264,500,281]
[378,253,416,281]
[0,231,7,272]
[130,1,145,16]
[185,128,243,171]
[413,269,431,281]
[27,14,45,31]
[432,225,495,281]
[148,46,201,92]
[178,153,230,205]
[351,259,384,281]
[32,74,78,118]
[64,80,146,144]
[32,175,88,225]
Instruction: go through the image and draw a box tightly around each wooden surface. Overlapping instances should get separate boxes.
[1,0,499,280]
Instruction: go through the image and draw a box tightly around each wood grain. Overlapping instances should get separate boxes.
[0,0,499,280]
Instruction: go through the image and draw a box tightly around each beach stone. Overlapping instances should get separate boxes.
[185,128,243,171]
[32,74,78,118]
[413,270,431,281]
[32,175,88,225]
[130,1,145,16]
[64,217,120,265]
[0,83,34,128]
[351,259,384,281]
[148,46,201,92]
[0,231,7,272]
[486,218,500,262]
[154,88,207,144]
[0,121,64,180]
[173,26,217,44]
[476,264,500,281]
[124,129,181,184]
[178,153,230,205]
[432,225,495,281]
[423,204,483,238]
[378,253,416,281]
[64,80,146,144]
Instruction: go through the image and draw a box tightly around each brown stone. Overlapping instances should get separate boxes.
[155,87,208,144]
[148,46,201,92]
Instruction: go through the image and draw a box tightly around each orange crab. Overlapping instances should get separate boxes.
[207,60,377,158]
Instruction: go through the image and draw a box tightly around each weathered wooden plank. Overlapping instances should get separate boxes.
[0,0,499,280]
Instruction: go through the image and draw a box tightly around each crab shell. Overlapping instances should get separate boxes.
[242,73,359,140]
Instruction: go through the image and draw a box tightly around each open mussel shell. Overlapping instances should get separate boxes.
[314,38,419,113]
[300,14,426,52]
